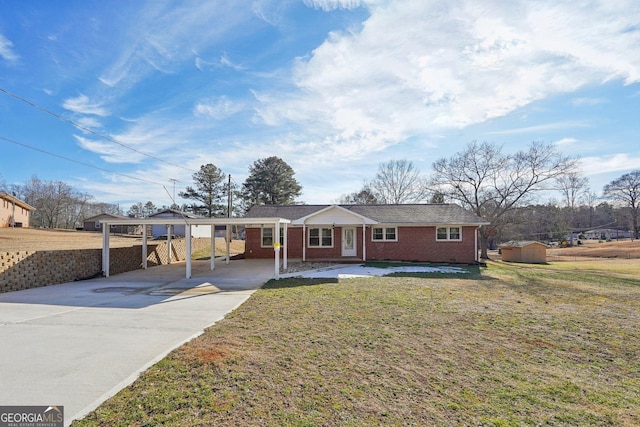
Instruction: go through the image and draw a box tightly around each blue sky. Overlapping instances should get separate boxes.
[1,0,639,210]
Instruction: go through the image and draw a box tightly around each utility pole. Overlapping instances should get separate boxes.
[227,174,232,218]
[227,174,233,244]
[169,178,178,204]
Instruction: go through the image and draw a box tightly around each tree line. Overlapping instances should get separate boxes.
[2,175,119,229]
[339,141,639,257]
[2,147,638,257]
[0,156,303,228]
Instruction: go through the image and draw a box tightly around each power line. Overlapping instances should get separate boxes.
[0,88,245,206]
[0,135,167,187]
[0,86,194,173]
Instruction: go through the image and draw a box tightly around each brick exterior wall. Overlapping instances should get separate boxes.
[245,227,305,259]
[245,226,478,264]
[0,238,210,294]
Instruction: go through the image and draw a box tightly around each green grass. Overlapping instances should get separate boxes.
[74,261,640,426]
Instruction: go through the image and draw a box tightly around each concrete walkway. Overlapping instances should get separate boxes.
[0,259,274,426]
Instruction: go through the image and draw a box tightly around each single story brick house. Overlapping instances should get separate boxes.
[0,192,35,228]
[244,204,489,264]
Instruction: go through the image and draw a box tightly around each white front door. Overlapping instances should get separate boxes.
[342,227,357,257]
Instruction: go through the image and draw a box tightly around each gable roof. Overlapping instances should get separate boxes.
[0,192,36,211]
[149,209,204,219]
[499,240,547,248]
[245,204,489,225]
[293,204,377,225]
[84,212,129,222]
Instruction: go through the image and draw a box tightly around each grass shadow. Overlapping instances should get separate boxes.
[263,277,339,289]
[386,271,484,280]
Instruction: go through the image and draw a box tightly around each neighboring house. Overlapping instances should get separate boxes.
[244,204,489,264]
[148,209,212,238]
[83,213,133,234]
[499,241,547,264]
[0,192,35,228]
[580,228,632,240]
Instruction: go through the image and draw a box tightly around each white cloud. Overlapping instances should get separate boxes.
[62,94,109,116]
[74,135,144,164]
[554,137,578,146]
[76,116,103,129]
[220,53,246,71]
[580,153,640,176]
[98,1,254,89]
[194,96,244,120]
[572,97,608,106]
[487,122,589,135]
[0,33,18,62]
[49,0,640,206]
[303,0,366,11]
[254,0,640,162]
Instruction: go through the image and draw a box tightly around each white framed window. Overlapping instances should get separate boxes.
[436,226,462,241]
[308,227,333,247]
[94,221,100,229]
[372,226,397,241]
[261,227,284,247]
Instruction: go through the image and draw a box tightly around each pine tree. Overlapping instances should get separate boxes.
[241,156,302,209]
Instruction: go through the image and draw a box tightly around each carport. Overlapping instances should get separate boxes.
[100,216,290,279]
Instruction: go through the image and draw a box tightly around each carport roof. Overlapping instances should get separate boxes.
[99,217,290,226]
[98,216,290,281]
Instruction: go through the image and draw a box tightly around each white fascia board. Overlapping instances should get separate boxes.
[370,222,490,227]
[100,217,291,226]
[292,204,377,225]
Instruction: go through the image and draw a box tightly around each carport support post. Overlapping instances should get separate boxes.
[362,223,366,261]
[186,225,192,279]
[302,224,306,262]
[102,224,110,277]
[166,225,172,264]
[210,225,215,270]
[225,225,230,265]
[283,223,288,271]
[142,225,148,269]
[274,222,280,279]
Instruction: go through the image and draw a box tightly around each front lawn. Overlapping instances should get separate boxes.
[74,261,640,426]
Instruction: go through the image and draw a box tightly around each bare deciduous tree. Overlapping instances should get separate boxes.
[369,159,427,204]
[337,185,378,204]
[12,175,117,229]
[603,170,640,239]
[555,171,590,244]
[431,141,578,258]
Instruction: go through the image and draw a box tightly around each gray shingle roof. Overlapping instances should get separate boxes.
[500,240,547,248]
[83,212,129,221]
[244,204,488,225]
[149,209,204,219]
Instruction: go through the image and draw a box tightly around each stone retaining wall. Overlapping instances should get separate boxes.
[0,238,211,294]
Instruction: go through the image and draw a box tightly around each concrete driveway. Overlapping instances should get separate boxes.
[0,258,274,426]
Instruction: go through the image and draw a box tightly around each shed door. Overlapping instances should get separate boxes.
[342,227,357,257]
